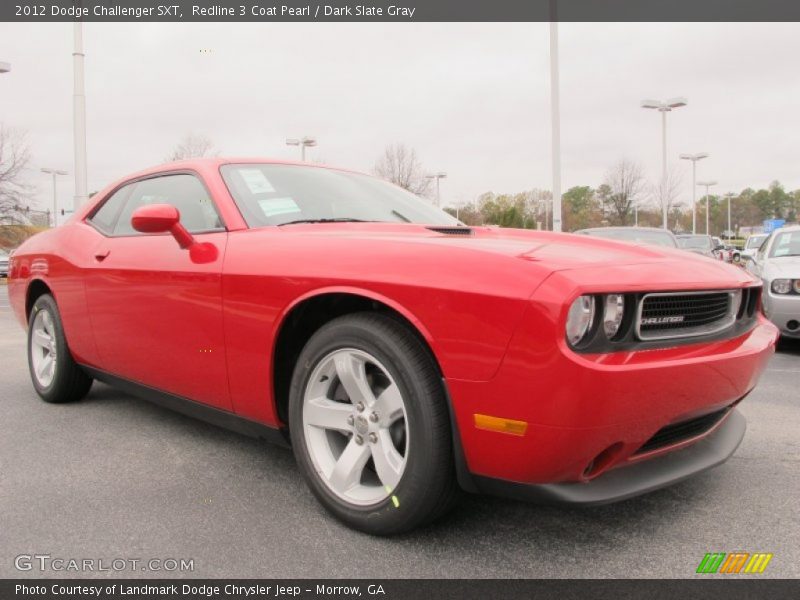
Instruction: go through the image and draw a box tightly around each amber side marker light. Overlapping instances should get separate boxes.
[474,414,528,436]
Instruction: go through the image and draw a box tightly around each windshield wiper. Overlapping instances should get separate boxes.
[278,218,370,226]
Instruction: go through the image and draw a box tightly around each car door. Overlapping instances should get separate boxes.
[747,235,771,278]
[83,172,231,411]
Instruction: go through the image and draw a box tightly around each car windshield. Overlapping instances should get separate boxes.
[768,231,800,258]
[677,236,712,250]
[581,228,677,248]
[220,163,460,227]
[746,235,767,249]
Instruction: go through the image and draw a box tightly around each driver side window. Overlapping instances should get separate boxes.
[112,174,223,236]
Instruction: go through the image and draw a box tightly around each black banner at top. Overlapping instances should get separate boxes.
[3,0,800,22]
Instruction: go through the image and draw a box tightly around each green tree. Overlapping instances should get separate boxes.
[562,186,596,231]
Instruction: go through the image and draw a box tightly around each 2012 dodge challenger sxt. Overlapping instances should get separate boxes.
[8,158,778,534]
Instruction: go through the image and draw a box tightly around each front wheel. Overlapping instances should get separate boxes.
[288,313,459,535]
[27,294,93,403]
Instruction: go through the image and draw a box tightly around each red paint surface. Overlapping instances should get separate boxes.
[8,158,778,486]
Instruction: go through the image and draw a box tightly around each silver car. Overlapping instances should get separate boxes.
[574,226,679,248]
[734,233,768,264]
[676,234,719,259]
[746,226,800,338]
[0,249,9,278]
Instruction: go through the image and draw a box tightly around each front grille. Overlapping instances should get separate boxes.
[636,291,735,340]
[635,407,730,455]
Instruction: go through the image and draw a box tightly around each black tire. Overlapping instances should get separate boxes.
[288,312,459,535]
[27,294,93,403]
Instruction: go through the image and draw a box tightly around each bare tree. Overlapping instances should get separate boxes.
[604,159,646,226]
[0,124,33,225]
[651,166,684,227]
[166,133,217,162]
[373,143,431,196]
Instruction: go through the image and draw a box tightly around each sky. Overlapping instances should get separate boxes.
[1,21,800,220]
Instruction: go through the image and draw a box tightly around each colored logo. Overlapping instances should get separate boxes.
[696,552,773,574]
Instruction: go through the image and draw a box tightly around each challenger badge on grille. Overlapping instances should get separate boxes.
[641,315,686,325]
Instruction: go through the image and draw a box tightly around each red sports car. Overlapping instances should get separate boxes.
[8,158,778,534]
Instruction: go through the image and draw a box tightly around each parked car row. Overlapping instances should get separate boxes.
[744,225,800,339]
[578,225,798,340]
[734,233,769,264]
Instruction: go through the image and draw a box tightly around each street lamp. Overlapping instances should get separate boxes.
[697,180,717,235]
[641,97,688,228]
[549,19,562,232]
[285,136,317,161]
[73,23,89,210]
[41,168,69,227]
[679,152,709,234]
[425,172,447,207]
[0,61,10,73]
[449,200,467,221]
[724,192,736,238]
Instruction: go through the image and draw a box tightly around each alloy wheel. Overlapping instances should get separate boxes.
[30,308,57,388]
[302,348,408,506]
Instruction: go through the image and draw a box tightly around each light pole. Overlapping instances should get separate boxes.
[425,172,447,207]
[41,168,69,227]
[549,18,562,232]
[679,152,709,234]
[73,23,89,210]
[451,200,466,221]
[697,180,717,235]
[0,61,10,73]
[641,97,688,228]
[285,137,317,161]
[724,192,736,238]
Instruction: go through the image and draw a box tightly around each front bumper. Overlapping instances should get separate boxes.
[763,293,800,338]
[473,409,745,505]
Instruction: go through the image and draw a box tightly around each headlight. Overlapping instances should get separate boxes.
[566,295,596,346]
[794,280,800,294]
[772,279,792,294]
[603,294,625,338]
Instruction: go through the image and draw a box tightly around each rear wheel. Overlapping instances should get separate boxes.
[27,294,93,403]
[288,313,458,535]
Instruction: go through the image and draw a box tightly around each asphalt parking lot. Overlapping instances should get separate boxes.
[0,283,798,579]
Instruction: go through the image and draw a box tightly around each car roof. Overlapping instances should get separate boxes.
[110,157,365,187]
[576,227,675,235]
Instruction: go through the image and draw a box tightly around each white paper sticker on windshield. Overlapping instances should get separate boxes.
[258,197,301,218]
[240,168,275,194]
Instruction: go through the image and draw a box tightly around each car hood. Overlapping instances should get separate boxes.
[765,256,800,277]
[275,222,735,272]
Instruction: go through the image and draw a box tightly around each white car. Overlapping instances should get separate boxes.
[0,249,10,278]
[746,226,800,338]
[734,234,768,264]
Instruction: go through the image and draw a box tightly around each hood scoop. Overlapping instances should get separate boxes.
[426,226,473,236]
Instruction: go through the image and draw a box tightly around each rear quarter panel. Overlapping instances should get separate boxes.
[8,223,103,366]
